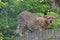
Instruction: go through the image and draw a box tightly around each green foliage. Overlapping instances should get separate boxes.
[35,13,44,16]
[3,36,16,40]
[0,32,3,40]
[7,0,50,13]
[51,19,60,29]
[0,0,8,8]
[47,12,59,17]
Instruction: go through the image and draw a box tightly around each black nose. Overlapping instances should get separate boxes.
[50,20,52,23]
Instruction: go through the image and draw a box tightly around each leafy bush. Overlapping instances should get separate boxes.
[0,32,3,40]
[35,13,44,16]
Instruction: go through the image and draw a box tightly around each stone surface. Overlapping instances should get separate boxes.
[15,27,60,40]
